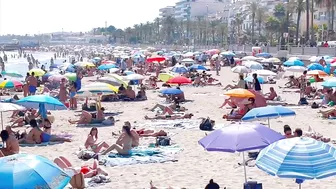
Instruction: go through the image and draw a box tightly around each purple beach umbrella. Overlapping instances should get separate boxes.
[198,122,284,182]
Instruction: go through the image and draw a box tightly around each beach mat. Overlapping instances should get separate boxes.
[101,145,182,167]
[137,119,201,129]
[76,122,114,127]
[19,141,64,147]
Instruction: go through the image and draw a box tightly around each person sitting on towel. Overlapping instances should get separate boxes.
[102,125,135,155]
[264,87,278,100]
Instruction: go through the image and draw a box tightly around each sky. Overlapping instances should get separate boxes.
[0,0,179,35]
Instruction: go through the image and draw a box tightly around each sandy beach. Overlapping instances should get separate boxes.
[4,65,336,189]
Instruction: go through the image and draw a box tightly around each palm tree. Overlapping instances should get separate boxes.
[233,13,245,44]
[305,0,310,42]
[256,7,266,40]
[295,0,305,45]
[248,1,259,44]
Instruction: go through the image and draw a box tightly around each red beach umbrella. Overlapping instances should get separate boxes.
[167,76,192,85]
[147,56,166,63]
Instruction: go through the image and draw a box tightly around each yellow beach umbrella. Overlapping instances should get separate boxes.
[77,82,118,96]
[224,89,255,98]
[159,73,174,82]
[108,74,128,86]
[29,69,45,77]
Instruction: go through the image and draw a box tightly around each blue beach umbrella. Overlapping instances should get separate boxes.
[98,64,118,70]
[0,154,71,189]
[256,52,272,58]
[15,95,66,118]
[220,51,235,56]
[307,63,324,71]
[1,71,23,78]
[160,88,183,95]
[283,59,305,67]
[322,78,336,87]
[256,137,336,188]
[244,76,264,84]
[242,106,296,126]
[188,64,207,71]
[171,65,188,73]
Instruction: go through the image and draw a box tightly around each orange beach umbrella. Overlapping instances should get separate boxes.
[224,89,256,98]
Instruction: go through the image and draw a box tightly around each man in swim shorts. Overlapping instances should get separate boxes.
[26,72,37,95]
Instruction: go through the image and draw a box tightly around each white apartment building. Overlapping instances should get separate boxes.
[173,0,227,21]
[159,6,175,18]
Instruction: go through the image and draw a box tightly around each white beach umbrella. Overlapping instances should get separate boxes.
[261,58,281,64]
[126,74,145,81]
[109,68,120,73]
[231,66,251,74]
[309,56,319,62]
[0,103,26,129]
[241,56,258,61]
[243,61,263,70]
[252,70,277,77]
[285,66,307,73]
[288,57,301,61]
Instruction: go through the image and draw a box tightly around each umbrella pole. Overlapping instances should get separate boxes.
[268,118,270,128]
[242,152,248,183]
[299,183,301,189]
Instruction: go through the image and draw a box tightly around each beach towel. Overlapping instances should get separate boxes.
[76,121,114,127]
[101,145,182,167]
[19,141,64,147]
[137,119,201,129]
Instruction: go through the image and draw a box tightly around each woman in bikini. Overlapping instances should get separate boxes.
[102,125,134,155]
[84,127,109,153]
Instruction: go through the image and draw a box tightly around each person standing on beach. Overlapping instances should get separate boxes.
[205,179,220,189]
[26,72,37,96]
[215,57,220,76]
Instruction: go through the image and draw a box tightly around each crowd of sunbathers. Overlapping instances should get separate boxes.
[183,70,222,86]
[283,125,330,142]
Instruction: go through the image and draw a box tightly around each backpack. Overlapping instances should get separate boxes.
[200,117,213,131]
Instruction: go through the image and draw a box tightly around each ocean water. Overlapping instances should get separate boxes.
[1,51,66,81]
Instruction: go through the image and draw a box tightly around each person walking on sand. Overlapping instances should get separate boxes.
[26,72,37,95]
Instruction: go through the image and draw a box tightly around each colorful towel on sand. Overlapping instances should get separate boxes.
[101,145,182,167]
[137,119,201,129]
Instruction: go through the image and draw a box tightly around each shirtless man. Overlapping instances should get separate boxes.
[19,119,42,144]
[125,86,136,99]
[144,113,194,120]
[265,87,278,100]
[0,130,20,156]
[26,72,37,95]
[68,107,105,124]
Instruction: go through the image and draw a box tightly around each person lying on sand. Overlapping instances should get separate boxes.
[0,130,20,157]
[264,87,278,100]
[318,107,336,118]
[69,107,105,124]
[144,113,194,120]
[150,101,187,114]
[136,129,167,137]
[10,109,38,127]
[102,125,134,155]
[85,127,109,153]
[54,156,108,178]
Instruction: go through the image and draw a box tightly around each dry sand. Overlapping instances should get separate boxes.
[7,67,336,189]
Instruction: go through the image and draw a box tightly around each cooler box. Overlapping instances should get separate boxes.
[244,181,262,189]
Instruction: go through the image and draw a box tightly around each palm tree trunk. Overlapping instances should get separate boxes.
[252,14,255,44]
[332,3,335,32]
[258,21,261,41]
[311,0,315,42]
[306,0,310,43]
[296,11,301,45]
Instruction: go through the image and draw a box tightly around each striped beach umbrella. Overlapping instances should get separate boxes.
[1,71,23,78]
[0,80,23,89]
[77,82,118,96]
[256,137,336,187]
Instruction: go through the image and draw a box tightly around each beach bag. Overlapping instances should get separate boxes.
[70,173,85,189]
[156,136,171,146]
[200,117,213,131]
[311,102,319,109]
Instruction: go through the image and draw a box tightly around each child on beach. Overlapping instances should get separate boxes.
[69,82,77,110]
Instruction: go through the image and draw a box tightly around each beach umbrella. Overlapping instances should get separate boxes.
[243,61,263,70]
[74,62,95,67]
[307,70,328,77]
[167,76,192,85]
[241,56,258,61]
[101,60,116,65]
[307,63,324,71]
[283,59,304,67]
[0,154,71,189]
[0,80,23,89]
[0,103,25,129]
[64,73,77,82]
[42,72,53,82]
[29,68,45,77]
[171,64,188,73]
[244,76,264,84]
[1,71,23,78]
[224,89,255,98]
[160,88,183,95]
[98,77,123,86]
[181,58,195,64]
[188,64,207,71]
[48,75,68,82]
[242,106,296,127]
[220,51,235,56]
[206,49,220,55]
[182,52,194,57]
[261,58,281,64]
[231,66,250,74]
[256,52,272,58]
[309,56,320,62]
[109,68,119,73]
[159,73,174,82]
[252,70,277,77]
[147,56,166,63]
[60,63,75,72]
[256,137,336,188]
[285,66,307,73]
[98,64,118,70]
[108,74,128,86]
[322,78,336,87]
[124,70,134,75]
[77,82,118,96]
[15,95,66,119]
[199,122,285,182]
[125,74,145,81]
[288,57,301,61]
[93,57,101,61]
